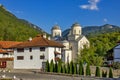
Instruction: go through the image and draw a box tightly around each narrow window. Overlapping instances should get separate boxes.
[17,48,24,52]
[17,56,24,60]
[30,56,33,60]
[40,55,45,59]
[58,48,61,51]
[40,47,45,51]
[29,48,32,52]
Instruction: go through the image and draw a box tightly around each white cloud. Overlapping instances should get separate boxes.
[103,18,108,23]
[80,0,100,10]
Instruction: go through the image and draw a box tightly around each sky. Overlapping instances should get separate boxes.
[0,0,120,33]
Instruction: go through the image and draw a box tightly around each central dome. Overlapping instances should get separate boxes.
[52,25,61,30]
[71,23,80,28]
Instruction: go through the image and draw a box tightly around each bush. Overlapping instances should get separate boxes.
[109,67,113,78]
[70,61,74,74]
[95,66,100,77]
[45,60,49,72]
[86,63,91,76]
[66,62,70,74]
[79,61,84,75]
[113,62,120,69]
[54,62,58,72]
[50,59,54,72]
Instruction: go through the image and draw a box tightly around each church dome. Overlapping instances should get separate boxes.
[71,23,81,28]
[52,25,61,30]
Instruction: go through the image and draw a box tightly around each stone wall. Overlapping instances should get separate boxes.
[90,66,120,78]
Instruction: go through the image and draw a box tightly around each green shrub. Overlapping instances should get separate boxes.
[54,62,58,72]
[70,61,74,74]
[79,61,84,75]
[86,63,91,76]
[95,66,100,77]
[50,59,54,72]
[109,67,113,78]
[66,62,70,74]
[74,63,77,74]
[45,60,49,72]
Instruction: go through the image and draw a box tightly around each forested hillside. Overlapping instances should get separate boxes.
[0,5,47,41]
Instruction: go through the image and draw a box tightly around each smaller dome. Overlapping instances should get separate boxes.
[52,25,61,30]
[71,22,80,28]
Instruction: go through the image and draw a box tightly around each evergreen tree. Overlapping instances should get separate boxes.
[62,64,66,73]
[79,61,84,75]
[58,60,62,73]
[70,61,74,74]
[86,63,91,76]
[66,62,70,74]
[54,62,58,72]
[45,60,49,72]
[109,67,113,78]
[95,66,100,77]
[74,63,77,74]
[50,59,54,72]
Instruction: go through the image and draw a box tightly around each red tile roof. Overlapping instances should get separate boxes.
[0,41,21,49]
[12,35,64,48]
[0,57,13,61]
[0,49,7,53]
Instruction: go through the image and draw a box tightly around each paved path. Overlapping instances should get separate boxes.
[0,70,119,80]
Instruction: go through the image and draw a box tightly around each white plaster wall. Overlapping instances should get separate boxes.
[62,50,72,63]
[78,36,90,50]
[14,47,48,69]
[0,54,3,58]
[52,29,61,37]
[72,26,81,35]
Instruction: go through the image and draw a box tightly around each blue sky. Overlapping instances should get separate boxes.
[0,0,120,33]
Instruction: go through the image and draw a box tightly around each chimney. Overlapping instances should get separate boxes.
[43,33,46,38]
[48,36,51,40]
[28,37,32,41]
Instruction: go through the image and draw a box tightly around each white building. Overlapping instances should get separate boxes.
[51,23,90,63]
[12,35,64,69]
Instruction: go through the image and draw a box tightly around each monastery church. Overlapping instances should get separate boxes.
[51,23,90,63]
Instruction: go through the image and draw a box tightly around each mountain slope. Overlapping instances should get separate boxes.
[62,24,120,38]
[0,5,47,41]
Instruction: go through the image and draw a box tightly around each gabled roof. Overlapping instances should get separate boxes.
[0,41,21,49]
[12,35,64,48]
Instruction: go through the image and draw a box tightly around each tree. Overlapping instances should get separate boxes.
[70,61,74,74]
[109,67,113,78]
[86,63,91,76]
[79,61,84,75]
[62,64,66,73]
[50,59,54,72]
[95,66,100,77]
[74,63,77,74]
[66,62,70,74]
[54,62,58,72]
[45,60,49,72]
[57,60,62,73]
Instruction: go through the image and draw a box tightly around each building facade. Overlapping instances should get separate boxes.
[13,35,64,69]
[51,23,90,63]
